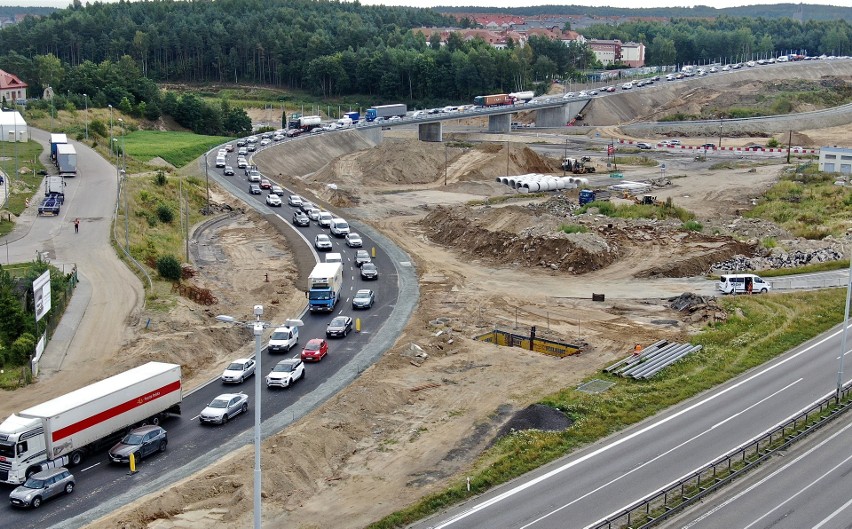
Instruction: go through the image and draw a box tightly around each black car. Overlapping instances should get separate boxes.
[108,425,168,464]
[360,262,379,280]
[292,211,311,227]
[249,184,262,195]
[326,315,353,338]
[236,139,247,147]
[701,143,717,150]
[223,166,235,176]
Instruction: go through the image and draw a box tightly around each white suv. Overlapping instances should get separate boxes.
[266,358,305,388]
[330,218,350,237]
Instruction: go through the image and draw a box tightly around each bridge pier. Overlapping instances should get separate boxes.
[488,113,512,133]
[418,121,442,142]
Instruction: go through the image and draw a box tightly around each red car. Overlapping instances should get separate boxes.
[260,179,272,189]
[301,338,329,362]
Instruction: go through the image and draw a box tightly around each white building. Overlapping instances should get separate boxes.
[819,146,852,174]
[0,110,27,142]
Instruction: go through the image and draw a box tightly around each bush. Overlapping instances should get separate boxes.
[682,220,703,232]
[560,224,588,234]
[154,170,167,186]
[156,203,174,223]
[90,119,107,137]
[766,138,780,148]
[10,333,35,364]
[156,255,182,281]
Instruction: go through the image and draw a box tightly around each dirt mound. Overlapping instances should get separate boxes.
[636,240,756,278]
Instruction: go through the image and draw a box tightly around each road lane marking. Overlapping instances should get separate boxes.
[679,420,852,529]
[431,322,850,529]
[80,463,101,472]
[519,379,801,529]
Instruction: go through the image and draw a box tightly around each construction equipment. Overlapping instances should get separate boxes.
[633,195,672,207]
[579,189,611,205]
[562,156,597,174]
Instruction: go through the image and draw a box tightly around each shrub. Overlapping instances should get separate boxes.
[560,224,589,234]
[766,138,780,148]
[154,170,167,186]
[156,203,174,223]
[761,237,777,249]
[156,255,182,281]
[682,220,703,232]
[90,119,107,137]
[10,333,35,364]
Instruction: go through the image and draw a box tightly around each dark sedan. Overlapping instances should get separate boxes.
[108,425,168,464]
[360,262,379,280]
[292,211,311,227]
[326,316,353,338]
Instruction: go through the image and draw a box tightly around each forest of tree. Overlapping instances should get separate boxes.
[0,1,849,114]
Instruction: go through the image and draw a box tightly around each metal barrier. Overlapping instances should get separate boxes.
[587,382,852,529]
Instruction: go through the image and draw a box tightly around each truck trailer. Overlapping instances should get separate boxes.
[49,133,68,161]
[307,262,344,312]
[509,91,535,103]
[55,143,77,176]
[44,175,66,205]
[365,104,407,122]
[0,362,182,484]
[344,111,360,123]
[473,94,513,107]
[298,115,322,131]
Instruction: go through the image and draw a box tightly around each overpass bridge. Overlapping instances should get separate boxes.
[354,97,590,141]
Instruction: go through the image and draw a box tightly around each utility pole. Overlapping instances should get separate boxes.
[563,138,568,177]
[719,117,723,149]
[506,140,510,177]
[204,154,210,214]
[444,143,448,186]
[84,93,88,139]
[786,129,792,164]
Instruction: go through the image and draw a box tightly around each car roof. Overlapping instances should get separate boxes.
[129,424,163,435]
[316,234,329,239]
[278,358,301,365]
[355,289,372,295]
[230,357,252,363]
[215,392,244,400]
[31,467,70,479]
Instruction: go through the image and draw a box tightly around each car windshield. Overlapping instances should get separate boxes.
[208,399,229,409]
[304,342,320,351]
[227,362,245,371]
[23,477,46,489]
[363,264,376,271]
[273,363,295,372]
[121,433,145,445]
[271,331,289,340]
[331,318,346,326]
[355,293,370,300]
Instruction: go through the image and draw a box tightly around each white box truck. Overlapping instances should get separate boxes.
[0,362,182,484]
[307,262,343,312]
[55,143,77,176]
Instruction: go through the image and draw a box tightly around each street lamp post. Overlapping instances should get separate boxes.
[215,308,301,529]
[119,119,128,250]
[836,257,852,400]
[84,93,88,140]
[719,117,723,148]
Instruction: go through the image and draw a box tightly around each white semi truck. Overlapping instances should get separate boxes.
[307,262,343,312]
[0,362,182,484]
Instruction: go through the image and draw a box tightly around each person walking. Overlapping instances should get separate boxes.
[74,218,80,233]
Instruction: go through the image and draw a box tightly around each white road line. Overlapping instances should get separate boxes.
[679,421,852,529]
[80,462,101,472]
[520,379,801,529]
[431,324,848,529]
[811,496,852,529]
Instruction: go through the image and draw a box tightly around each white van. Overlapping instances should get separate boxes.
[318,211,334,228]
[215,155,226,168]
[330,218,350,237]
[267,325,299,353]
[717,274,771,294]
[325,252,342,264]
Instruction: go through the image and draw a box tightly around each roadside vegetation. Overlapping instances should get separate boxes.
[369,288,848,528]
[0,141,48,237]
[579,199,695,222]
[612,155,658,166]
[122,130,234,168]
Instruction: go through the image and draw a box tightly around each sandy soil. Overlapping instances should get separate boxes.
[6,77,848,529]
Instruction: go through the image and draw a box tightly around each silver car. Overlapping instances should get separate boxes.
[221,358,256,384]
[199,393,249,425]
[108,425,168,464]
[9,467,74,508]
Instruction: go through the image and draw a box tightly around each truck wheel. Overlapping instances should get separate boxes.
[149,415,161,426]
[25,467,39,478]
[31,496,42,508]
[70,451,83,466]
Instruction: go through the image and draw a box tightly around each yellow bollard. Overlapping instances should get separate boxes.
[371,246,376,258]
[356,318,361,332]
[128,452,137,475]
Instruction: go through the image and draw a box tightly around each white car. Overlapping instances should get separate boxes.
[318,211,334,228]
[265,194,282,207]
[314,234,333,251]
[307,208,321,221]
[266,358,305,388]
[722,64,731,71]
[260,138,271,146]
[412,110,426,118]
[221,358,256,384]
[345,233,363,247]
[288,195,303,207]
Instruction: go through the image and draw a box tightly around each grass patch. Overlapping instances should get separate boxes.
[467,193,546,206]
[746,170,852,238]
[755,259,850,277]
[579,200,694,222]
[123,131,235,168]
[367,289,847,528]
[612,155,657,167]
[0,140,49,236]
[560,224,589,234]
[681,220,703,232]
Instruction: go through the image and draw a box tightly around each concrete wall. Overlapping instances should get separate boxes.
[535,100,590,127]
[418,122,442,142]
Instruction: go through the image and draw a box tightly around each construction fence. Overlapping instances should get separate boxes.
[475,328,581,358]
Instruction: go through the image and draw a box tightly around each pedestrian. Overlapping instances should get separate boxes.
[74,218,79,233]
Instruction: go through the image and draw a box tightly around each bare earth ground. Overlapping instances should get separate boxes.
[3,82,845,528]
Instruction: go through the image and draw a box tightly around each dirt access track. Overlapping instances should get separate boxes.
[53,65,852,529]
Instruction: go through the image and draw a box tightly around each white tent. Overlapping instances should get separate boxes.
[0,110,27,142]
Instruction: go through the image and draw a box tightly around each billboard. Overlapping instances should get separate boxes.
[33,270,51,322]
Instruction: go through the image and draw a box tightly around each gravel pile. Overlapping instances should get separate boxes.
[492,404,573,444]
[711,247,845,272]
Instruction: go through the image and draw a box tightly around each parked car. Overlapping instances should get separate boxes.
[199,393,249,425]
[352,289,375,309]
[108,425,168,463]
[355,249,371,267]
[314,234,333,251]
[271,185,285,196]
[249,184,262,195]
[266,193,282,207]
[360,262,379,280]
[9,467,75,508]
[266,358,305,388]
[301,338,329,362]
[221,358,256,384]
[345,233,363,247]
[326,316,353,338]
[292,210,311,227]
[223,166,235,176]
